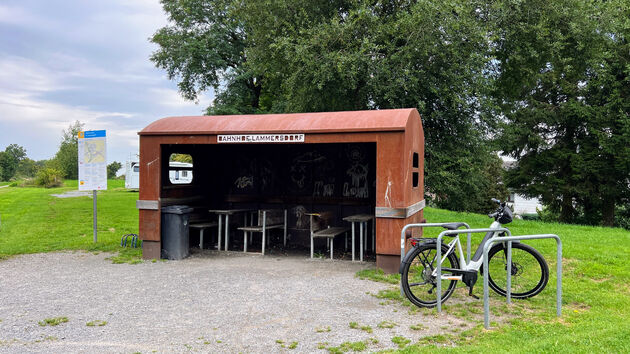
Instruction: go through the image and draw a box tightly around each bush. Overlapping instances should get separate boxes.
[536,206,560,223]
[35,168,64,188]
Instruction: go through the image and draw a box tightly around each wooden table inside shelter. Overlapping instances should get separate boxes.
[342,214,375,262]
[208,209,255,251]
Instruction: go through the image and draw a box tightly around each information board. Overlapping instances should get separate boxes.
[78,130,107,191]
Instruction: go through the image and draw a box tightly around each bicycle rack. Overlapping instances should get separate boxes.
[482,234,562,329]
[121,233,140,248]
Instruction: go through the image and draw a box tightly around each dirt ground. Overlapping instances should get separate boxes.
[0,250,471,353]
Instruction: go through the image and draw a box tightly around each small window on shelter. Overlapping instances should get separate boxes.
[169,153,193,184]
[412,151,419,188]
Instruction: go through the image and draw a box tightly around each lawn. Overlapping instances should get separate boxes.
[0,179,140,262]
[0,182,629,352]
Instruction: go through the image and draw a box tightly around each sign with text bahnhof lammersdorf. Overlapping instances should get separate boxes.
[218,134,305,143]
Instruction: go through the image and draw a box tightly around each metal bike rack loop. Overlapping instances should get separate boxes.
[435,228,511,312]
[482,234,562,329]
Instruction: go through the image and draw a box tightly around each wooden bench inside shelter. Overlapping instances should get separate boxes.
[188,206,218,249]
[308,212,350,260]
[238,209,287,255]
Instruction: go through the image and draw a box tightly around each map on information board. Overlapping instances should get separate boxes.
[78,130,107,191]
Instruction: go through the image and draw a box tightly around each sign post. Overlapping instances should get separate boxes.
[78,130,107,242]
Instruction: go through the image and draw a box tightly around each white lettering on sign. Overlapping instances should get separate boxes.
[218,134,305,143]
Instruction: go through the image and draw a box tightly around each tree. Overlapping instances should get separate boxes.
[581,0,630,226]
[0,152,11,181]
[0,144,27,181]
[152,0,504,212]
[493,0,630,226]
[107,161,122,179]
[150,0,263,114]
[52,121,84,179]
[16,158,39,178]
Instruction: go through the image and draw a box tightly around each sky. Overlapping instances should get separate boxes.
[0,0,213,166]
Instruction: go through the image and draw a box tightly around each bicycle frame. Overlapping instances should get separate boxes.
[434,221,504,278]
[433,224,512,312]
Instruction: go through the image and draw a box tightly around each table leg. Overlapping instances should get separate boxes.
[224,214,230,251]
[360,221,364,262]
[217,216,222,251]
[244,231,248,252]
[283,209,287,247]
[330,237,333,260]
[351,222,355,262]
[199,229,204,250]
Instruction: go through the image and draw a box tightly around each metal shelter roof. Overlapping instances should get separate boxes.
[139,108,417,136]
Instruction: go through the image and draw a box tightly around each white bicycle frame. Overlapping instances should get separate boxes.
[434,220,503,279]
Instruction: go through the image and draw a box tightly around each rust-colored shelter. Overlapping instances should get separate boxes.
[137,108,425,272]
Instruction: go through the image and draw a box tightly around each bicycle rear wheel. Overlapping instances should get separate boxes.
[401,243,460,308]
[486,242,549,298]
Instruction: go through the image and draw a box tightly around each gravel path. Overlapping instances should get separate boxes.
[0,251,467,353]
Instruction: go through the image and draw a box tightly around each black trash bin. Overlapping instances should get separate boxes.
[161,205,194,260]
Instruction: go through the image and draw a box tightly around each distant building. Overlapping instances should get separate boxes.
[507,193,543,215]
[125,155,140,189]
[125,155,193,189]
[503,160,543,215]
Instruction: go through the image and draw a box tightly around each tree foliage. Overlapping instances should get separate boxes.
[107,161,122,179]
[151,0,629,222]
[0,144,27,181]
[494,0,630,226]
[152,0,503,213]
[51,121,84,180]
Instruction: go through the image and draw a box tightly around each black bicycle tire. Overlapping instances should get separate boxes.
[401,243,460,308]
[486,242,549,299]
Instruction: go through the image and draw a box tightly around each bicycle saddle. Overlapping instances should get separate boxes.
[441,222,467,230]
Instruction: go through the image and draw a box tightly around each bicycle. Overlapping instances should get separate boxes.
[400,199,549,308]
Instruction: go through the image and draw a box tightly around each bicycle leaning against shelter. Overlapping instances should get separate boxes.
[399,199,549,308]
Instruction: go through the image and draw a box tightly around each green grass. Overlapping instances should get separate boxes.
[377,320,397,329]
[0,180,140,262]
[327,341,367,353]
[371,207,630,352]
[86,320,107,327]
[392,336,411,348]
[38,317,68,326]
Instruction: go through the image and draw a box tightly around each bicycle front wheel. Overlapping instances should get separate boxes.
[401,243,460,308]
[486,242,549,299]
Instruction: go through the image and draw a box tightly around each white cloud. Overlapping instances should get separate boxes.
[0,1,214,163]
[149,87,212,110]
[0,56,70,93]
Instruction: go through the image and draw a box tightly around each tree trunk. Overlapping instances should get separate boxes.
[601,197,615,227]
[559,195,575,223]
